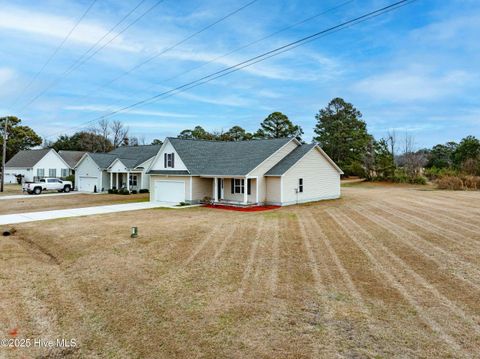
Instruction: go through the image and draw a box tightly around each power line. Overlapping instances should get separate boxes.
[44,0,417,139]
[70,0,261,105]
[19,0,166,112]
[10,0,98,108]
[68,0,351,110]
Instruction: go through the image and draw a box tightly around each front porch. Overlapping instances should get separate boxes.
[108,171,144,191]
[207,176,259,206]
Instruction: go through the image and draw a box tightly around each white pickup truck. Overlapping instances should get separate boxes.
[23,178,73,195]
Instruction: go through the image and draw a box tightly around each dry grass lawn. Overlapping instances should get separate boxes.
[0,183,479,358]
[0,184,23,196]
[0,193,149,215]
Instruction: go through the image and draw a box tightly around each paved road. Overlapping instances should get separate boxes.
[0,202,195,226]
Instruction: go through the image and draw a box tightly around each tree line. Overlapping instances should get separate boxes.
[2,99,479,185]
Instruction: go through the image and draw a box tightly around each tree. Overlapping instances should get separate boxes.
[256,112,303,140]
[221,126,253,141]
[178,126,215,140]
[110,120,129,148]
[47,134,79,152]
[313,98,371,175]
[453,135,480,168]
[397,132,428,177]
[151,139,163,145]
[363,138,395,180]
[426,142,457,168]
[0,116,42,165]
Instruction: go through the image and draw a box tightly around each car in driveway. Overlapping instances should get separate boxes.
[23,178,73,195]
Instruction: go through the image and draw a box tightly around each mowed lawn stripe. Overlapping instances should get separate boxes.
[392,196,480,232]
[326,208,468,355]
[349,205,480,292]
[331,208,480,352]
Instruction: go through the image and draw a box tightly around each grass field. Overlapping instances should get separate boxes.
[0,184,479,358]
[0,193,149,215]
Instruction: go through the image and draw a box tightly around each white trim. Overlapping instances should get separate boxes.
[255,178,259,204]
[135,156,156,170]
[146,139,170,173]
[107,158,128,171]
[189,176,193,201]
[246,137,300,177]
[280,176,283,203]
[282,145,343,177]
[269,193,341,206]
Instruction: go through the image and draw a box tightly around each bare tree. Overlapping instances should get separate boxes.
[90,119,112,152]
[401,131,427,177]
[138,135,147,146]
[110,120,129,148]
[387,129,397,165]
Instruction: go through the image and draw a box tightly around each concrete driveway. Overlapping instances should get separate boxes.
[0,202,196,226]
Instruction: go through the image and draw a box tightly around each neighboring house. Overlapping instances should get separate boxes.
[147,137,343,206]
[58,150,87,174]
[4,148,71,183]
[74,145,161,192]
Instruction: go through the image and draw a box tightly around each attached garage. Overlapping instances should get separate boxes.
[78,176,99,192]
[153,180,185,203]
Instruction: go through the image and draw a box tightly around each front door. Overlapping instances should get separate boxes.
[217,178,223,200]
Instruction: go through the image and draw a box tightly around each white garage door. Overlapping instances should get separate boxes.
[78,176,98,192]
[154,180,185,203]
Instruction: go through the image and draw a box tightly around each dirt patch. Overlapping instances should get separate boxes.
[0,185,479,358]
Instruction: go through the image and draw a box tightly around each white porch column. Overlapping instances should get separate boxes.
[116,173,119,189]
[110,172,113,189]
[255,178,259,204]
[214,177,218,202]
[127,172,130,191]
[243,177,248,204]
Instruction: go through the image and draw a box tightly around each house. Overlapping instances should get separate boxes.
[147,137,343,206]
[4,148,72,183]
[58,150,87,172]
[74,145,161,192]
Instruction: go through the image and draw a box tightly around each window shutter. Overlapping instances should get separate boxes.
[247,179,251,195]
[164,153,167,167]
[171,153,175,168]
[231,179,234,194]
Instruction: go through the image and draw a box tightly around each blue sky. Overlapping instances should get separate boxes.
[0,0,478,148]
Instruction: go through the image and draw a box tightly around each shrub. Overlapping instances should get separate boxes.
[409,176,427,185]
[424,166,459,180]
[111,188,118,194]
[118,188,130,195]
[108,189,113,194]
[437,176,464,190]
[131,190,138,194]
[462,175,480,190]
[139,189,149,193]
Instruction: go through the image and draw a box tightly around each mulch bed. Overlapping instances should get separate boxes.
[203,204,281,212]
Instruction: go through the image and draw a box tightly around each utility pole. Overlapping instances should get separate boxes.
[1,117,8,192]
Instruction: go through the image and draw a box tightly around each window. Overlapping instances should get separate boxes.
[49,168,57,177]
[47,178,59,183]
[247,179,251,195]
[164,153,175,168]
[299,178,303,193]
[232,178,244,194]
[61,168,68,177]
[37,168,45,178]
[129,174,138,186]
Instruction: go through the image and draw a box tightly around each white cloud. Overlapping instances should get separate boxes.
[0,6,139,52]
[64,104,197,118]
[352,68,472,102]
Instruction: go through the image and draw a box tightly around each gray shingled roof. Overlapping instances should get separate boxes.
[166,137,293,176]
[88,153,117,169]
[108,145,161,168]
[58,150,86,168]
[5,149,51,168]
[265,144,316,176]
[84,145,162,170]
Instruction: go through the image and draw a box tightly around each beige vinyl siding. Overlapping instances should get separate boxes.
[265,177,282,204]
[149,175,191,202]
[191,176,212,201]
[282,148,340,204]
[248,140,297,203]
[222,178,256,203]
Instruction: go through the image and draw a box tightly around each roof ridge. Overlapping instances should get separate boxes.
[167,136,293,143]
